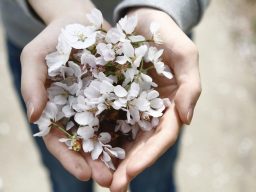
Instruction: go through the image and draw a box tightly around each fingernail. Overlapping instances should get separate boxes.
[26,102,34,121]
[186,108,194,124]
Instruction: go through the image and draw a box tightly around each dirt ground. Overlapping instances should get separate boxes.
[0,0,256,192]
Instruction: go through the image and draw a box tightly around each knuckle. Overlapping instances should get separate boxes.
[184,42,199,58]
[21,42,43,65]
[176,41,199,62]
[20,43,33,65]
[20,43,35,67]
[194,83,202,97]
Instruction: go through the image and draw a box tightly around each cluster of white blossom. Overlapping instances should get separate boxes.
[34,9,173,170]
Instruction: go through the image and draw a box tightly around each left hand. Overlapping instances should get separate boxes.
[110,8,201,192]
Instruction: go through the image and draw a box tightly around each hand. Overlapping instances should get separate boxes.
[20,2,113,187]
[110,8,201,191]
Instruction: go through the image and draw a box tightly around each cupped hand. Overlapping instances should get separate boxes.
[110,8,201,192]
[20,15,113,187]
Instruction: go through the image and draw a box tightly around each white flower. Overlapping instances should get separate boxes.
[122,67,138,87]
[66,61,83,78]
[114,85,128,97]
[62,24,96,49]
[154,61,173,79]
[54,81,82,97]
[78,126,95,152]
[118,15,137,34]
[136,72,158,91]
[133,45,148,67]
[127,82,140,100]
[150,22,163,44]
[105,147,125,159]
[145,46,173,79]
[47,84,68,105]
[74,111,95,126]
[126,90,165,127]
[86,9,103,29]
[96,43,115,62]
[59,135,80,150]
[34,102,58,136]
[56,33,72,55]
[146,46,163,63]
[116,42,148,67]
[46,51,69,77]
[115,120,132,133]
[138,116,159,131]
[62,105,75,118]
[66,121,75,131]
[81,50,97,68]
[102,146,125,170]
[105,28,126,44]
[113,82,140,121]
[128,35,145,43]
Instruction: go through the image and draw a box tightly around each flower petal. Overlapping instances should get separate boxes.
[77,126,94,139]
[91,142,103,160]
[86,8,103,29]
[150,98,164,109]
[100,80,114,94]
[114,85,128,97]
[107,147,125,159]
[122,42,134,58]
[66,121,75,131]
[147,90,159,100]
[74,112,94,125]
[98,132,111,144]
[135,45,148,57]
[128,82,140,99]
[62,105,75,118]
[83,139,94,152]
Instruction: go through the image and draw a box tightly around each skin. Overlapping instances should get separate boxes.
[22,0,113,187]
[20,1,201,191]
[110,8,201,192]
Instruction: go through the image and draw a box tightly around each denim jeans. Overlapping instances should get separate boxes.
[6,39,180,192]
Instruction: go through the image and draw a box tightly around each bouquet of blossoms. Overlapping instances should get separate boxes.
[34,9,173,170]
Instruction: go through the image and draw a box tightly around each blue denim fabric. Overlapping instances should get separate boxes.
[6,39,180,192]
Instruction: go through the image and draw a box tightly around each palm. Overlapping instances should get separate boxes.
[110,50,182,191]
[110,102,181,191]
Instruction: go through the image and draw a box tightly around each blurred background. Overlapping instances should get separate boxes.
[0,0,256,191]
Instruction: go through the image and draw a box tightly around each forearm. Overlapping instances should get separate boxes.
[28,0,95,24]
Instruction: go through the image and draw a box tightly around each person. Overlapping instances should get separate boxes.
[0,0,209,191]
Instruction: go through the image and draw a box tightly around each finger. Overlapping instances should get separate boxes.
[110,157,130,192]
[174,79,201,124]
[126,104,181,178]
[110,141,143,192]
[110,130,158,192]
[171,43,201,124]
[21,50,48,122]
[83,154,113,187]
[20,23,61,122]
[43,130,91,181]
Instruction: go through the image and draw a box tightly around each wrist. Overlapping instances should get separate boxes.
[127,8,181,40]
[28,0,95,25]
[128,7,174,25]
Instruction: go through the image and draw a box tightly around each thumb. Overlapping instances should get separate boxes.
[174,82,201,125]
[20,20,60,123]
[21,44,48,122]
